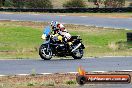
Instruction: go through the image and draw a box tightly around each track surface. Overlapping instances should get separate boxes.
[0,13,132,29]
[0,57,132,75]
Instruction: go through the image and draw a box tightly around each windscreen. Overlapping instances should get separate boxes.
[43,26,51,36]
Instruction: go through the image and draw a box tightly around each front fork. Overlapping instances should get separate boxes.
[47,44,50,52]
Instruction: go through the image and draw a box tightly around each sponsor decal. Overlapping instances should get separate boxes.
[76,66,131,85]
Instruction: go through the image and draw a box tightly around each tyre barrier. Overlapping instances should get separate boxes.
[0,7,132,13]
[127,32,132,42]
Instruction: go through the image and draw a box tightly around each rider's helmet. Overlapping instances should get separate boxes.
[57,24,65,31]
[50,21,59,30]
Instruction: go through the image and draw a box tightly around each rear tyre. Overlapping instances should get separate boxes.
[72,49,83,59]
[39,44,52,60]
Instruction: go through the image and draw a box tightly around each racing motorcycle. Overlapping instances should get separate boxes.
[39,26,85,60]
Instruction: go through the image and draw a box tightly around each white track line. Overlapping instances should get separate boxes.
[80,16,87,17]
[0,75,7,77]
[0,70,132,77]
[67,72,78,74]
[91,71,108,73]
[58,15,66,17]
[16,74,30,76]
[39,73,53,75]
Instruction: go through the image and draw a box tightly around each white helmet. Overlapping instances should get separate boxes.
[57,24,65,29]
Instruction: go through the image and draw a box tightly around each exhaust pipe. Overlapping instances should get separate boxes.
[71,43,81,52]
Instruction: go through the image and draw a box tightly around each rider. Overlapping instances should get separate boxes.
[50,21,63,42]
[57,23,71,43]
[51,21,72,47]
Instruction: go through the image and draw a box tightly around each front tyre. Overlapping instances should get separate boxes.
[72,49,83,59]
[39,44,52,60]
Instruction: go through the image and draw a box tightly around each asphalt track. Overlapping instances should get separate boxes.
[0,13,132,29]
[0,57,132,75]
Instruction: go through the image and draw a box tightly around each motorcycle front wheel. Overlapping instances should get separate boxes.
[39,44,52,60]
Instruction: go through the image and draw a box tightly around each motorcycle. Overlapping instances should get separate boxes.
[39,26,85,60]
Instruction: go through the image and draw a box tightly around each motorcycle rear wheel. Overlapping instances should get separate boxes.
[72,49,83,59]
[39,44,52,60]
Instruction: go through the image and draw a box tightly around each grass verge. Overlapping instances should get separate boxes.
[0,20,132,59]
[0,72,132,88]
[0,74,77,88]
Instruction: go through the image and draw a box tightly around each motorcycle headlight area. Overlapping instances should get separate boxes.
[41,34,47,39]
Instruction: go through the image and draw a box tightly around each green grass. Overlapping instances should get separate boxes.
[65,80,77,85]
[0,21,132,59]
[0,22,42,59]
[0,26,41,51]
